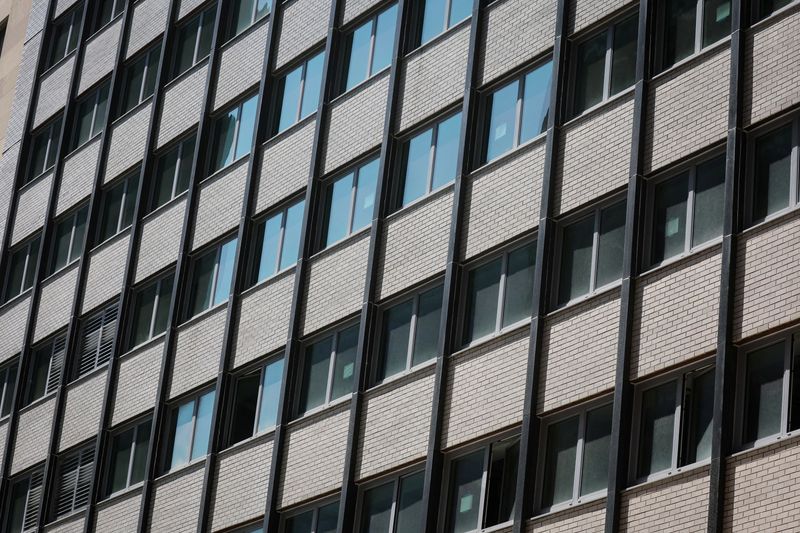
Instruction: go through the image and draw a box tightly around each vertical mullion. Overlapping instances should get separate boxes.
[672,378,683,470]
[781,341,792,434]
[297,61,307,123]
[476,446,490,528]
[573,411,587,502]
[496,253,508,333]
[686,167,697,254]
[589,209,600,292]
[604,26,614,101]
[326,334,337,405]
[695,0,703,54]
[427,124,438,195]
[253,367,265,435]
[514,77,524,149]
[276,210,287,273]
[407,295,419,371]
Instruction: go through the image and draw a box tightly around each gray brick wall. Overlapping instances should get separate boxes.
[11,396,55,474]
[149,462,205,532]
[126,0,170,60]
[569,0,635,34]
[33,264,79,343]
[33,55,75,129]
[255,117,315,214]
[0,422,6,480]
[111,339,165,426]
[525,498,606,532]
[94,487,142,533]
[11,171,52,245]
[275,0,331,69]
[43,513,85,533]
[135,196,186,283]
[77,18,122,96]
[105,101,153,183]
[54,0,80,18]
[169,305,227,399]
[58,370,106,451]
[6,34,42,149]
[342,0,381,25]
[81,232,129,314]
[177,0,206,20]
[0,145,21,247]
[0,295,31,364]
[213,20,268,111]
[57,137,100,216]
[156,62,207,148]
[191,158,248,251]
[25,0,48,43]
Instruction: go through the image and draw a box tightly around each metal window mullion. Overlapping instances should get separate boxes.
[296,61,307,123]
[148,280,160,340]
[496,253,508,333]
[671,378,684,470]
[347,170,359,235]
[406,296,419,372]
[686,167,697,253]
[275,209,288,274]
[425,124,437,195]
[253,367,266,435]
[589,209,600,293]
[444,0,453,30]
[387,477,400,533]
[573,411,587,502]
[366,17,377,78]
[476,446,490,528]
[790,119,799,207]
[603,26,614,101]
[513,77,524,149]
[125,425,138,488]
[781,340,792,434]
[326,333,337,405]
[695,0,704,54]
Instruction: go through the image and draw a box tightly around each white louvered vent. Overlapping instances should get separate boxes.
[45,335,66,395]
[55,445,94,518]
[78,300,119,377]
[22,470,43,532]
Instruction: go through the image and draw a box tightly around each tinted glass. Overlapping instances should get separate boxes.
[100,181,124,241]
[325,172,353,247]
[257,212,282,281]
[279,201,304,271]
[152,146,180,209]
[317,502,339,533]
[300,337,332,414]
[170,400,194,469]
[109,427,133,493]
[396,472,424,533]
[331,326,358,400]
[520,62,552,142]
[352,159,379,232]
[447,451,483,533]
[235,96,258,160]
[123,56,146,112]
[175,16,200,75]
[372,5,398,75]
[758,0,792,19]
[190,390,215,460]
[693,156,725,247]
[232,0,257,35]
[703,0,731,46]
[301,52,324,119]
[360,482,394,533]
[663,0,697,68]
[213,107,238,170]
[153,275,173,337]
[558,216,593,304]
[7,479,29,533]
[278,65,302,132]
[230,373,259,444]
[653,173,688,263]
[402,127,433,206]
[610,15,638,95]
[53,215,74,271]
[94,84,110,135]
[75,96,95,147]
[596,202,625,287]
[484,440,518,526]
[120,174,139,230]
[686,369,714,464]
[502,243,535,327]
[581,404,612,496]
[131,282,157,346]
[188,250,216,316]
[412,285,443,366]
[131,421,151,485]
[464,258,501,343]
[421,0,446,44]
[213,239,237,306]
[753,125,792,221]
[345,21,372,91]
[744,342,784,443]
[197,9,214,60]
[542,416,578,507]
[285,511,313,533]
[257,358,283,431]
[638,381,677,477]
[485,80,518,162]
[574,31,607,114]
[379,299,412,381]
[432,113,461,189]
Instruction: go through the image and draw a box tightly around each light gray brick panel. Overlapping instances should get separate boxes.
[0,422,7,477]
[356,366,435,480]
[149,462,205,533]
[34,264,79,343]
[397,23,469,132]
[275,0,331,69]
[11,396,56,474]
[25,0,48,42]
[213,20,269,111]
[54,0,80,18]
[112,339,165,425]
[81,232,129,314]
[556,94,634,215]
[105,102,153,183]
[342,0,381,25]
[57,137,101,216]
[279,403,350,508]
[645,46,730,173]
[301,231,370,335]
[135,197,186,283]
[127,0,170,60]
[58,371,107,451]
[177,0,205,20]
[94,487,142,533]
[43,513,85,533]
[461,141,545,260]
[233,271,295,369]
[377,188,452,300]
[210,437,274,531]
[479,0,555,86]
[323,71,390,174]
[255,117,315,213]
[33,55,75,129]
[0,295,31,364]
[6,35,42,148]
[569,0,635,34]
[156,63,207,148]
[11,172,52,245]
[0,145,21,248]
[78,18,122,96]
[169,305,227,399]
[191,159,248,250]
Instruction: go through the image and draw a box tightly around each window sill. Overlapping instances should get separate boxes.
[40,259,80,286]
[454,318,532,358]
[203,152,250,186]
[330,66,391,107]
[562,85,635,129]
[64,131,104,162]
[90,225,132,256]
[387,180,455,222]
[638,237,723,279]
[742,202,800,238]
[121,331,167,361]
[735,428,800,455]
[0,286,33,312]
[164,55,210,92]
[156,455,207,484]
[67,360,109,388]
[45,506,87,530]
[87,12,125,43]
[470,132,548,179]
[221,425,277,457]
[534,490,606,519]
[405,15,471,61]
[651,35,731,84]
[750,0,800,32]
[367,357,437,394]
[142,188,189,223]
[312,224,372,262]
[99,482,144,507]
[179,299,229,331]
[220,11,270,50]
[264,112,316,149]
[550,280,622,315]
[626,457,711,490]
[18,167,54,194]
[111,93,154,127]
[291,393,352,426]
[241,263,297,298]
[40,49,77,79]
[18,391,57,416]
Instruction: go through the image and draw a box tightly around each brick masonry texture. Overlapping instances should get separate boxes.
[356,365,435,480]
[213,20,268,111]
[539,289,620,413]
[34,263,79,343]
[191,158,248,250]
[53,0,79,18]
[156,63,207,148]
[43,513,85,533]
[94,488,142,533]
[149,462,205,532]
[479,0,555,86]
[80,232,129,314]
[111,338,165,426]
[57,137,100,216]
[397,22,469,132]
[0,145,22,249]
[645,46,729,173]
[279,402,350,508]
[105,101,153,183]
[631,245,721,380]
[274,0,330,69]
[126,0,169,60]
[177,0,205,20]
[169,304,227,399]
[377,186,453,300]
[555,93,634,215]
[526,499,606,532]
[134,196,186,283]
[342,0,381,25]
[0,294,31,364]
[443,326,529,449]
[255,117,315,213]
[11,396,55,474]
[11,171,51,245]
[0,422,7,474]
[6,34,41,148]
[32,55,74,129]
[77,19,122,96]
[58,370,107,451]
[461,140,545,260]
[25,0,48,43]
[568,0,635,34]
[209,437,274,531]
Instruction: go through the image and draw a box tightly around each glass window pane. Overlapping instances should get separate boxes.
[285,511,313,533]
[663,0,698,68]
[412,285,443,366]
[449,0,471,27]
[279,201,304,271]
[191,390,215,460]
[6,247,27,299]
[198,9,215,60]
[346,21,372,91]
[485,80,518,162]
[100,182,124,241]
[758,0,792,19]
[300,337,333,414]
[520,62,552,142]
[189,251,216,316]
[50,20,70,65]
[447,450,484,533]
[596,202,625,288]
[176,138,195,195]
[432,113,461,190]
[791,336,800,432]
[637,381,677,478]
[580,404,612,496]
[573,31,607,114]
[753,125,792,221]
[693,156,725,247]
[67,6,83,52]
[300,52,324,119]
[213,108,239,171]
[279,66,303,133]
[213,239,237,306]
[142,50,159,101]
[174,18,199,75]
[325,173,354,247]
[170,400,195,469]
[744,342,785,443]
[396,472,424,533]
[27,347,50,403]
[558,216,594,304]
[610,15,637,95]
[464,258,501,343]
[75,98,94,147]
[702,0,730,46]
[25,238,40,292]
[153,276,173,336]
[421,0,446,44]
[317,502,339,533]
[69,206,86,262]
[130,421,151,485]
[230,373,259,444]
[29,129,49,178]
[232,0,256,35]
[257,357,284,432]
[359,481,394,533]
[542,417,578,507]
[47,118,62,169]
[402,127,433,206]
[257,213,282,281]
[379,299,413,381]
[484,439,518,526]
[236,97,258,160]
[502,243,535,327]
[121,175,139,229]
[685,369,714,464]
[372,5,397,75]
[652,173,688,264]
[109,428,134,494]
[153,147,179,209]
[94,84,110,136]
[123,59,145,112]
[352,159,378,232]
[131,283,157,347]
[331,326,358,400]
[52,217,73,272]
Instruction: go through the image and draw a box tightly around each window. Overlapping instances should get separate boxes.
[54,445,94,518]
[228,357,284,445]
[556,201,625,306]
[98,171,139,243]
[284,500,339,533]
[166,389,215,470]
[483,61,552,163]
[73,81,110,149]
[298,325,358,415]
[754,0,793,20]
[322,158,378,248]
[277,52,324,133]
[648,155,724,265]
[749,122,796,224]
[50,205,88,274]
[187,237,237,317]
[342,4,398,93]
[3,234,41,302]
[3,471,43,533]
[633,364,714,480]
[26,116,62,183]
[657,0,731,71]
[462,242,535,345]
[93,0,124,32]
[106,418,151,495]
[173,5,215,78]
[230,0,270,37]
[358,471,423,533]
[538,403,612,510]
[211,94,258,171]
[444,436,518,532]
[25,335,65,406]
[129,273,174,348]
[150,135,195,212]
[47,4,83,68]
[571,14,637,116]
[76,301,119,378]
[419,0,470,45]
[0,360,18,418]
[121,45,161,114]
[253,199,304,283]
[397,112,461,208]
[737,332,800,446]
[377,285,443,383]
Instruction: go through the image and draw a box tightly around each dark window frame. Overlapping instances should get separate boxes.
[52,443,95,519]
[91,0,125,35]
[171,3,216,79]
[2,233,42,303]
[71,80,111,150]
[119,43,162,116]
[210,92,258,172]
[163,387,216,473]
[274,48,325,134]
[338,2,399,95]
[103,416,152,497]
[280,496,340,532]
[185,235,238,319]
[250,196,305,285]
[45,3,84,69]
[25,115,63,184]
[0,358,18,419]
[148,133,196,213]
[24,333,66,406]
[355,467,425,533]
[127,271,174,350]
[319,155,380,250]
[655,0,732,72]
[227,354,284,446]
[49,203,88,275]
[97,168,140,245]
